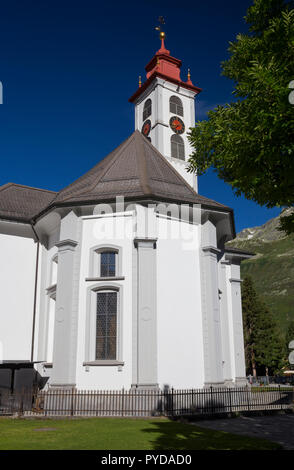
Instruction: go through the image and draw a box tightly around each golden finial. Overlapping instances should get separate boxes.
[139,75,142,88]
[188,68,191,80]
[155,16,165,40]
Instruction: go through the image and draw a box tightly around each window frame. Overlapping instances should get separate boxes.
[88,244,123,280]
[171,134,185,160]
[143,99,152,121]
[169,95,184,117]
[95,289,118,361]
[84,283,124,366]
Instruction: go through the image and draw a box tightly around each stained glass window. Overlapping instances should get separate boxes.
[100,251,116,277]
[96,291,117,360]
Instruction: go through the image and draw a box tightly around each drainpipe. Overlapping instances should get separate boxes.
[30,224,40,363]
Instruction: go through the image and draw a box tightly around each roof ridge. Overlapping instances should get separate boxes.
[134,130,152,196]
[0,182,57,194]
[141,133,232,210]
[140,131,197,197]
[52,133,134,204]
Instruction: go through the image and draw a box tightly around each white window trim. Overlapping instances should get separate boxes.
[84,283,124,366]
[88,244,123,280]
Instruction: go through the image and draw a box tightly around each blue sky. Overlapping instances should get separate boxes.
[0,0,281,232]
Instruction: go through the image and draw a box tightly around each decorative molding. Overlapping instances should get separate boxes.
[55,239,78,251]
[202,245,221,255]
[83,361,125,367]
[46,284,57,296]
[134,237,157,248]
[85,276,125,282]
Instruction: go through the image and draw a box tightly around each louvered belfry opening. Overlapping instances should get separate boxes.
[143,98,152,120]
[170,95,184,116]
[171,134,185,160]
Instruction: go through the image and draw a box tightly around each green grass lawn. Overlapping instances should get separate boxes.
[0,417,282,450]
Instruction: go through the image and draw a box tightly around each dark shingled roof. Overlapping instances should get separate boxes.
[47,130,233,212]
[0,131,234,225]
[0,183,56,223]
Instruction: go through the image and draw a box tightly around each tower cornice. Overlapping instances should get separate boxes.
[129,71,202,103]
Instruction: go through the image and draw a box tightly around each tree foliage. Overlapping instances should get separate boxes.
[242,275,285,375]
[188,0,294,233]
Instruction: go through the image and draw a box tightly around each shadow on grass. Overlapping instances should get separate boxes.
[141,419,282,450]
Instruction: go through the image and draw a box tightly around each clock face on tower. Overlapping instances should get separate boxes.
[169,116,185,134]
[141,119,151,137]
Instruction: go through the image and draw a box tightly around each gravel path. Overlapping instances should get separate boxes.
[193,414,294,449]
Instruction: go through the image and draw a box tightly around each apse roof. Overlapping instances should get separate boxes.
[0,131,234,227]
[44,130,233,213]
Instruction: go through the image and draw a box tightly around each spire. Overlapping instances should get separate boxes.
[157,31,170,55]
[129,19,202,103]
[187,68,192,85]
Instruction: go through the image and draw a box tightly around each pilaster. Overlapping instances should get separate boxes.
[132,237,158,389]
[228,262,247,386]
[50,211,81,388]
[200,219,224,387]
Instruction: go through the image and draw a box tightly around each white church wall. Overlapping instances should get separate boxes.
[0,230,37,361]
[156,216,204,389]
[74,212,134,390]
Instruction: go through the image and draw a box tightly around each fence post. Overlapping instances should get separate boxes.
[71,388,76,417]
[246,387,250,411]
[171,388,174,417]
[19,390,24,416]
[278,385,283,410]
[228,388,232,413]
[122,388,125,417]
[210,386,214,413]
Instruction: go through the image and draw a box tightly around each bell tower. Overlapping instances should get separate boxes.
[129,31,202,191]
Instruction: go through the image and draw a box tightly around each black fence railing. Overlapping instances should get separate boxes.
[1,386,293,417]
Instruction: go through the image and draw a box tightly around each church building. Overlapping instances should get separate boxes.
[0,32,252,392]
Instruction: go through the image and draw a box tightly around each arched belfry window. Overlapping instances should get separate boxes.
[171,134,185,160]
[143,99,152,121]
[170,96,184,116]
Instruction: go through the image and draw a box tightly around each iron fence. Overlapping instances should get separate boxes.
[1,386,293,417]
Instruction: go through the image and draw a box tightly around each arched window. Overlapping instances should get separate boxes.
[170,95,184,116]
[96,289,118,360]
[89,245,122,279]
[171,134,185,160]
[84,283,123,365]
[143,99,152,121]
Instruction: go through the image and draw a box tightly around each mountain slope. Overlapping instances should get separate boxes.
[226,208,294,335]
